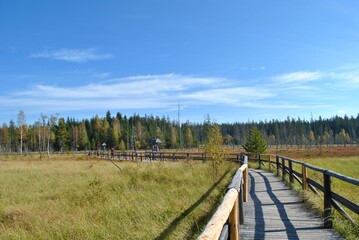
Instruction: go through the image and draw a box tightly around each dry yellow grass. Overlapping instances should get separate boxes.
[0,156,237,239]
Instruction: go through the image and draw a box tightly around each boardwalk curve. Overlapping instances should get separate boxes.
[239,169,343,240]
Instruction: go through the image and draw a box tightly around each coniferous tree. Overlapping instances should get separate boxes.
[57,118,68,152]
[79,121,89,150]
[243,126,267,155]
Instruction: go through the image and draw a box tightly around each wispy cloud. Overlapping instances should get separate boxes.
[240,66,266,71]
[3,67,357,123]
[4,74,275,111]
[30,48,112,63]
[275,71,322,83]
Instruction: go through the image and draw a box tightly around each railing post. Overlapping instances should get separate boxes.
[289,160,294,186]
[268,155,271,172]
[239,181,244,225]
[258,154,261,169]
[302,164,308,190]
[228,197,239,240]
[243,166,248,202]
[276,155,279,176]
[324,171,333,228]
[282,158,286,182]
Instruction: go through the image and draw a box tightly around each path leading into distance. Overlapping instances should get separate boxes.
[239,169,343,240]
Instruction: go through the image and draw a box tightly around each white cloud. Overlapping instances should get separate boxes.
[181,87,275,106]
[17,74,229,100]
[2,72,342,119]
[7,74,276,113]
[275,71,322,83]
[240,66,266,71]
[337,109,346,115]
[30,48,112,63]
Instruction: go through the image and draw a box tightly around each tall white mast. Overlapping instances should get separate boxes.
[178,101,183,149]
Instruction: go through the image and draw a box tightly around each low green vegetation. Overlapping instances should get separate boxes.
[0,157,237,239]
[303,157,359,239]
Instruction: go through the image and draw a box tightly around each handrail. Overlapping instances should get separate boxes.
[257,154,359,227]
[198,155,248,240]
[93,150,245,163]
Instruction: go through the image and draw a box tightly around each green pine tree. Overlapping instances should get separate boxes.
[243,126,267,155]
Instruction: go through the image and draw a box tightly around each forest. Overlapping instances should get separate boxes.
[1,110,359,153]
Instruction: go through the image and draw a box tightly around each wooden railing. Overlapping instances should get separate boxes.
[198,155,248,240]
[256,154,359,228]
[92,150,244,163]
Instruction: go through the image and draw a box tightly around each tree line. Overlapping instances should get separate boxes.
[1,110,359,153]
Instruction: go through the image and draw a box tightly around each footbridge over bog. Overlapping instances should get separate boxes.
[199,155,358,240]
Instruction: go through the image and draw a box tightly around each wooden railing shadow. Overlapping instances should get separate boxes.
[255,170,300,239]
[256,154,359,228]
[155,169,231,240]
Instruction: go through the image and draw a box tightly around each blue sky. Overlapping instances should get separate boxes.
[1,1,359,124]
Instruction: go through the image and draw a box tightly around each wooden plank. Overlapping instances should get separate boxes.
[228,197,239,240]
[302,165,308,190]
[331,191,359,215]
[289,161,294,185]
[227,169,243,192]
[326,170,359,186]
[281,158,286,182]
[243,166,249,202]
[239,187,244,225]
[218,224,229,240]
[331,198,356,224]
[308,178,325,192]
[304,163,326,173]
[292,172,303,186]
[323,172,333,228]
[239,169,343,240]
[276,155,280,176]
[292,169,302,179]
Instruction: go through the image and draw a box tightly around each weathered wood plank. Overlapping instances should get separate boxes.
[239,169,343,239]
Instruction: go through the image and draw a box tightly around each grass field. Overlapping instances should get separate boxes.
[0,155,237,239]
[1,149,358,239]
[301,156,359,239]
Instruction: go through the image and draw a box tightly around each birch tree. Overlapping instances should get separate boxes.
[17,110,26,155]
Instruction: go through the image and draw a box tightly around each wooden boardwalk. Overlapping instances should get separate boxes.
[239,169,343,240]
